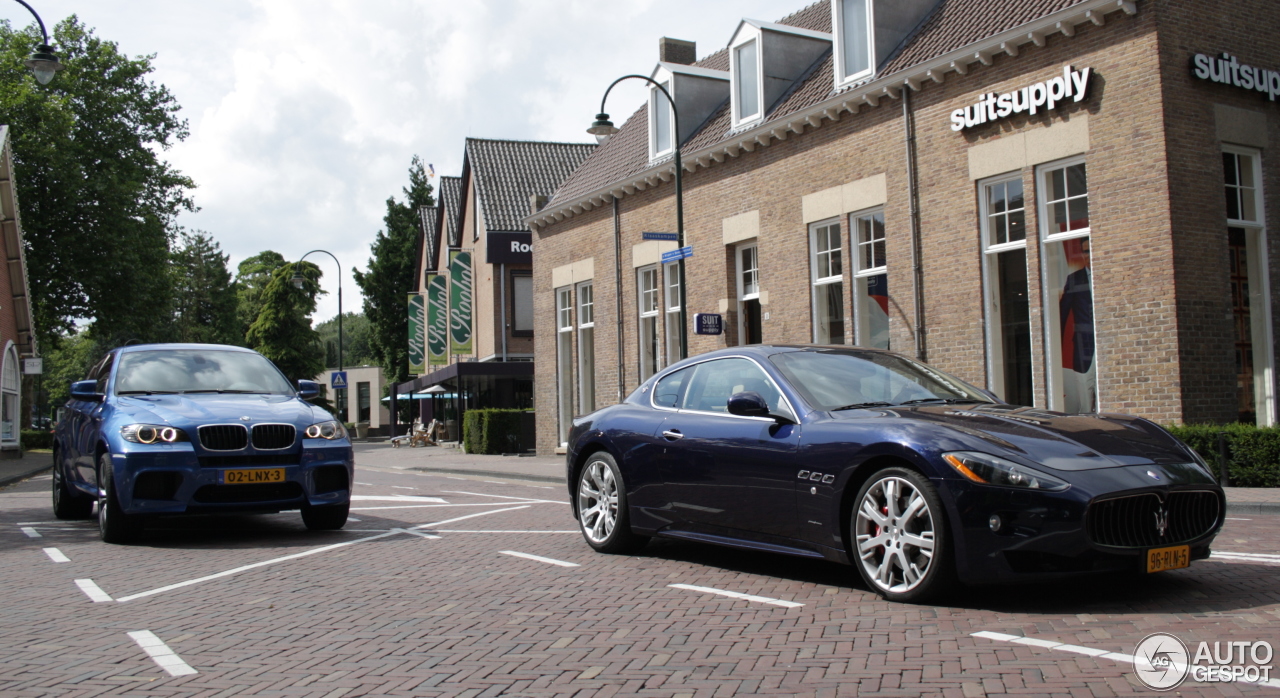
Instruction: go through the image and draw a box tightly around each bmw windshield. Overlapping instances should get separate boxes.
[769,349,993,411]
[114,350,295,395]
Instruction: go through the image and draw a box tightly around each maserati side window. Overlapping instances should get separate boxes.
[652,367,692,409]
[682,358,787,416]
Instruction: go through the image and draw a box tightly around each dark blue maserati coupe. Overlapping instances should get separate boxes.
[52,344,353,543]
[566,345,1224,603]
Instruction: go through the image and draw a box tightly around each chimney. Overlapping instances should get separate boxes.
[659,37,696,65]
[529,194,548,214]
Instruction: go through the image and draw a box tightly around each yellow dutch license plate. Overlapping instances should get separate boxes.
[220,468,285,485]
[1146,545,1190,573]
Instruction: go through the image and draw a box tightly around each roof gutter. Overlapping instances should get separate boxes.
[526,0,1137,229]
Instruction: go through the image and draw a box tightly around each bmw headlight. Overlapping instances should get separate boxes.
[121,424,187,444]
[943,451,1070,491]
[304,420,347,440]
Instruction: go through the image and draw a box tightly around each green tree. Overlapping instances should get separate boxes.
[172,230,239,345]
[245,262,325,383]
[0,17,194,347]
[315,311,375,369]
[353,156,433,384]
[234,250,287,341]
[42,330,98,409]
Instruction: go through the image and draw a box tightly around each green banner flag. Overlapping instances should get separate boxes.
[449,250,473,355]
[426,273,448,367]
[408,293,426,375]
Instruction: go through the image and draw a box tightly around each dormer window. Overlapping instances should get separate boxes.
[735,40,761,122]
[650,80,674,158]
[835,0,872,84]
[648,61,729,161]
[728,20,831,130]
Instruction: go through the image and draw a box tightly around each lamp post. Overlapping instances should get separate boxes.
[10,0,62,84]
[291,250,343,373]
[588,75,687,361]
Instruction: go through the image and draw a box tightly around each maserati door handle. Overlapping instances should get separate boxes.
[661,430,684,441]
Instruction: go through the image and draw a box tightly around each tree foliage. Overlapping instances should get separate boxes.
[171,231,239,345]
[245,262,325,383]
[0,17,194,347]
[353,156,433,385]
[315,311,375,369]
[41,330,98,409]
[234,250,288,342]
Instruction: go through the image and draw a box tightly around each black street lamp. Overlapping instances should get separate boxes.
[11,0,62,84]
[589,75,687,361]
[292,250,343,373]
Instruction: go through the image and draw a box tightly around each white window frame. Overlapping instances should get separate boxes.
[736,242,761,344]
[850,208,887,347]
[638,265,661,381]
[809,218,845,344]
[730,33,764,128]
[1036,156,1097,413]
[648,79,675,161]
[0,342,17,446]
[979,173,1034,404]
[555,286,575,446]
[832,0,875,87]
[664,262,682,365]
[576,281,596,415]
[1224,145,1276,425]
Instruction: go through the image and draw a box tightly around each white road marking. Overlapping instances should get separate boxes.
[391,485,416,490]
[43,547,69,563]
[499,550,580,567]
[127,631,197,677]
[971,631,1280,689]
[413,506,531,529]
[668,584,803,608]
[355,482,374,486]
[20,527,41,538]
[349,495,447,503]
[392,528,441,540]
[442,490,569,505]
[75,579,113,602]
[351,502,527,511]
[1225,517,1252,521]
[527,486,555,489]
[347,517,361,522]
[1211,551,1280,564]
[17,521,85,525]
[484,480,508,484]
[437,530,578,533]
[446,477,466,480]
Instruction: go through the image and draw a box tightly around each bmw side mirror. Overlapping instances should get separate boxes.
[727,391,771,418]
[297,380,320,399]
[69,379,103,402]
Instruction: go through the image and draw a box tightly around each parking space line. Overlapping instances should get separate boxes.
[392,528,441,540]
[442,490,569,505]
[1226,517,1252,521]
[351,502,528,511]
[75,579,113,602]
[20,527,41,538]
[127,631,197,677]
[350,495,448,503]
[500,550,580,567]
[43,547,69,563]
[391,486,416,490]
[355,482,374,486]
[437,530,578,533]
[414,506,531,529]
[1211,551,1280,564]
[668,584,803,608]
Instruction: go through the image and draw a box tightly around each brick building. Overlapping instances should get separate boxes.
[0,126,39,457]
[527,0,1280,454]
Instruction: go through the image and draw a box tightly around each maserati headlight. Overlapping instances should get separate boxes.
[943,451,1070,491]
[304,420,347,440]
[121,424,187,444]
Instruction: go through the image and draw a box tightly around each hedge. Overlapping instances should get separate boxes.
[462,409,530,455]
[21,430,52,450]
[1165,423,1280,487]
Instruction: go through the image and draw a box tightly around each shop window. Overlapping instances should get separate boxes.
[734,39,761,124]
[556,286,575,444]
[834,0,872,85]
[810,219,845,344]
[1224,148,1275,425]
[664,262,683,364]
[0,344,16,443]
[357,381,371,423]
[577,281,596,414]
[737,243,762,345]
[650,80,674,160]
[511,272,533,336]
[1039,158,1096,413]
[981,176,1033,406]
[638,266,660,381]
[851,210,888,349]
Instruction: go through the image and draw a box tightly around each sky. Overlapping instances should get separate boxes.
[0,0,800,323]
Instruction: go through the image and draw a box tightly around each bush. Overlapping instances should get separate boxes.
[1165,423,1280,487]
[462,409,531,455]
[21,430,53,450]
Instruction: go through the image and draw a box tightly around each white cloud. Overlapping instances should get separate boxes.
[1,0,801,321]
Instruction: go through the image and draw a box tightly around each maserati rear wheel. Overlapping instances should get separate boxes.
[576,451,647,554]
[852,467,954,603]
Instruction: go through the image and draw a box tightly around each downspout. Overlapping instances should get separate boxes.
[500,262,508,361]
[903,87,927,362]
[614,196,625,401]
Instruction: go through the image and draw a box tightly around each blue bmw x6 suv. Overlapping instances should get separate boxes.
[52,343,354,543]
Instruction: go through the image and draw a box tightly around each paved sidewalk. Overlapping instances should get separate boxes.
[0,452,51,489]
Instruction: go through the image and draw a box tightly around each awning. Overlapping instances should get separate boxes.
[396,361,534,394]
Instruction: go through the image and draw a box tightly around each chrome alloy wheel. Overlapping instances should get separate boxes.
[577,460,618,544]
[855,475,936,594]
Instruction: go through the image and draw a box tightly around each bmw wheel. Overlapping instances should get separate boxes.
[98,452,141,544]
[52,451,94,520]
[576,451,647,554]
[852,467,954,603]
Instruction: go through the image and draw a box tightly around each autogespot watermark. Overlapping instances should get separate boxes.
[1134,632,1274,691]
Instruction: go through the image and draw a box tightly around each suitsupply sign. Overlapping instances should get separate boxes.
[449,250,473,355]
[426,273,448,367]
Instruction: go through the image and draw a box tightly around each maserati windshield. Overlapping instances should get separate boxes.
[114,350,295,395]
[769,349,992,411]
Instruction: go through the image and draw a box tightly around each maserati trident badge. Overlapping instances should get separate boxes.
[1154,506,1169,537]
[1146,470,1161,480]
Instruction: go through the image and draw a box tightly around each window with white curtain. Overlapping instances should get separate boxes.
[810,220,845,344]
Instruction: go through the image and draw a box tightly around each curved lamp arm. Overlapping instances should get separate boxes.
[11,0,48,43]
[298,249,344,373]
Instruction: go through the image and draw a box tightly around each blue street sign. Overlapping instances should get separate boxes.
[661,246,693,264]
[642,232,679,241]
[694,313,723,335]
[331,371,348,389]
